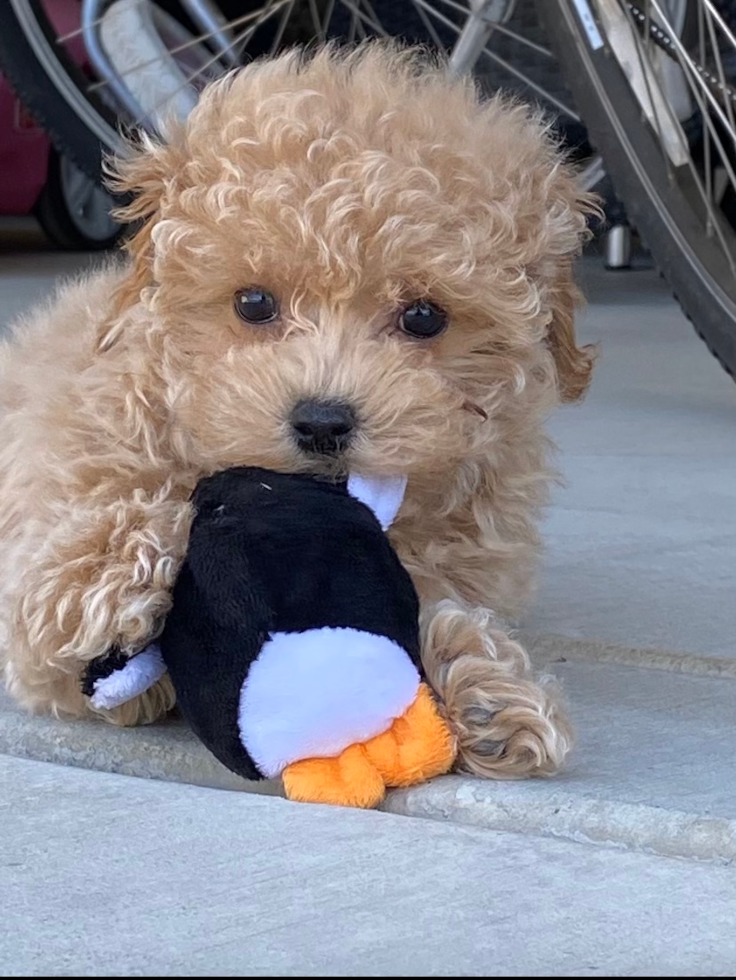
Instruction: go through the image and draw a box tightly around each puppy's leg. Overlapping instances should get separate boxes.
[3,486,192,725]
[421,600,572,778]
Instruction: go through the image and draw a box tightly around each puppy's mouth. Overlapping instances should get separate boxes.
[293,453,353,484]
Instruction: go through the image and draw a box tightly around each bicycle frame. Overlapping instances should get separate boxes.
[448,0,517,74]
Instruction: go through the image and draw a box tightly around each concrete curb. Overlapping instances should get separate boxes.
[3,638,735,864]
[0,694,280,796]
[4,696,733,863]
[382,777,736,864]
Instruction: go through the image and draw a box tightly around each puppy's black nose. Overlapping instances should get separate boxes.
[290,399,356,455]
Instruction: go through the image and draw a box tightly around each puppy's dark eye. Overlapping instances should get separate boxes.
[234,287,278,324]
[399,300,448,339]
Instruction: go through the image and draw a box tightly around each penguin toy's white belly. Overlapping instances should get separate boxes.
[238,626,421,779]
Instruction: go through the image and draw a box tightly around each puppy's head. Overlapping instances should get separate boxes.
[106,44,595,480]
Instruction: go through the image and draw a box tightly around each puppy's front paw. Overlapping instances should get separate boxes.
[453,683,574,779]
[421,601,573,779]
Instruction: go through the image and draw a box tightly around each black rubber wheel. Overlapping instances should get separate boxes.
[0,0,122,183]
[35,150,122,251]
[538,0,736,377]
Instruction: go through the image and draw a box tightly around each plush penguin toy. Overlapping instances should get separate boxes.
[83,467,455,808]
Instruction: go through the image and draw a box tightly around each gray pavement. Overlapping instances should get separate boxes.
[526,260,736,659]
[3,755,736,978]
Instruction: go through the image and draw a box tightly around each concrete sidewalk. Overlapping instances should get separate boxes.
[526,259,736,659]
[3,754,735,978]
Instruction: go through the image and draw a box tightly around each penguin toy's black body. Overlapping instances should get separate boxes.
[82,466,455,807]
[161,466,423,782]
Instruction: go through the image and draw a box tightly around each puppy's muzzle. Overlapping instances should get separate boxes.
[290,398,356,456]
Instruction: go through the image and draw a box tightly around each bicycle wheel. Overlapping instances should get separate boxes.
[0,0,223,182]
[539,0,736,376]
[0,0,124,181]
[0,1,582,179]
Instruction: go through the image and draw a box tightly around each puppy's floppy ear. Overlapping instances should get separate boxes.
[540,165,600,402]
[546,258,596,402]
[97,132,181,350]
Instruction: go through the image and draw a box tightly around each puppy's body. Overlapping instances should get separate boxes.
[0,45,592,776]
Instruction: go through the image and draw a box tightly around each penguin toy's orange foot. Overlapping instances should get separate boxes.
[282,684,456,808]
[364,682,456,788]
[282,743,387,809]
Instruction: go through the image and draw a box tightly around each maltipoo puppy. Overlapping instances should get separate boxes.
[0,44,593,778]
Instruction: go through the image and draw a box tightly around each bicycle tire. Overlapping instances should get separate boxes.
[538,0,736,377]
[35,150,122,251]
[0,0,122,183]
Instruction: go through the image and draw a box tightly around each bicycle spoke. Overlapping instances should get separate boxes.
[487,19,555,58]
[650,0,736,154]
[336,0,389,37]
[321,0,337,35]
[623,0,734,267]
[701,0,736,54]
[269,0,297,55]
[434,0,555,57]
[411,0,449,50]
[698,0,714,226]
[308,0,324,39]
[650,3,736,265]
[347,5,358,43]
[654,7,736,268]
[479,45,580,118]
[684,94,736,270]
[361,0,389,36]
[413,0,579,117]
[430,0,469,21]
[620,0,678,182]
[135,0,290,131]
[86,4,284,94]
[703,1,736,138]
[56,0,146,43]
[412,0,475,39]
